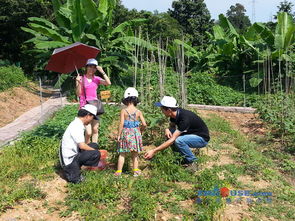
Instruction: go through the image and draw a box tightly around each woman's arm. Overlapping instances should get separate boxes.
[97,66,111,86]
[75,74,82,97]
[117,109,125,141]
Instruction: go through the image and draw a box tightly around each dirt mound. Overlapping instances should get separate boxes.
[198,110,266,135]
[0,83,55,127]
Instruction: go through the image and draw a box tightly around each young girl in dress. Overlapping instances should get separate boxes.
[115,88,147,176]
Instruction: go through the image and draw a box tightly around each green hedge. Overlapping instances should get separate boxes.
[188,72,253,106]
[0,65,27,91]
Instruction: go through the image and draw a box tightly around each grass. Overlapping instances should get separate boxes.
[0,105,294,220]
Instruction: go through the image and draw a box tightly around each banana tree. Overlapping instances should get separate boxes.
[22,0,153,74]
[206,14,256,95]
[244,12,295,92]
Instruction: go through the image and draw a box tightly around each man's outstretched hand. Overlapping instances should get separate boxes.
[144,150,156,160]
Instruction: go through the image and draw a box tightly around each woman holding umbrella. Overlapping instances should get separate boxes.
[76,58,111,144]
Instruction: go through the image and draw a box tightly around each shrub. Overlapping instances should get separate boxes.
[0,66,27,91]
[187,72,246,106]
[0,65,27,91]
[256,93,295,149]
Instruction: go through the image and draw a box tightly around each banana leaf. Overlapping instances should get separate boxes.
[82,0,98,21]
[70,0,86,42]
[275,12,295,51]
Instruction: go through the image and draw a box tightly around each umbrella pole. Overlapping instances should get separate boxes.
[75,65,80,103]
[75,65,79,75]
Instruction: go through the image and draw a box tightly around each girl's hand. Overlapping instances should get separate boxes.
[117,136,121,142]
[140,125,146,132]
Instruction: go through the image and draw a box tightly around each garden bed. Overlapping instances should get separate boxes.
[0,104,294,220]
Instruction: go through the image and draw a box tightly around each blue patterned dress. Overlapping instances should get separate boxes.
[118,110,143,153]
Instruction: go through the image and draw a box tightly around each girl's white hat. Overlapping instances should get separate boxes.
[124,87,138,98]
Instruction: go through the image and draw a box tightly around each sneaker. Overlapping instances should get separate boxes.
[74,174,85,184]
[184,162,198,172]
[79,174,85,182]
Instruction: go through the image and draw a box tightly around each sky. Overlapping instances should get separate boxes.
[121,0,286,23]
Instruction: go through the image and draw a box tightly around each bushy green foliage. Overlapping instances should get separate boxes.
[0,0,53,64]
[187,72,245,106]
[0,65,27,91]
[150,149,193,182]
[256,93,295,148]
[31,105,78,139]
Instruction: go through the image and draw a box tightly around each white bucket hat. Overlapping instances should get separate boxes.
[86,58,98,66]
[155,96,179,108]
[124,87,139,98]
[82,104,98,119]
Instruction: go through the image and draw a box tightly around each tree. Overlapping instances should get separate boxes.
[168,0,213,47]
[150,13,183,41]
[113,2,183,41]
[274,0,295,20]
[277,0,294,14]
[226,3,251,33]
[0,0,53,64]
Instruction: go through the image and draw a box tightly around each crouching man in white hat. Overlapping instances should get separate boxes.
[144,96,210,171]
[59,104,101,183]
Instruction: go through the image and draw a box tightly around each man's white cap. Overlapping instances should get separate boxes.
[155,96,179,108]
[86,58,98,66]
[82,104,98,119]
[124,87,139,98]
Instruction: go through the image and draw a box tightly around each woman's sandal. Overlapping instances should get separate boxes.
[114,170,122,176]
[133,169,141,177]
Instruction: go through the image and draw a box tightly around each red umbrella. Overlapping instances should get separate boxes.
[45,42,101,74]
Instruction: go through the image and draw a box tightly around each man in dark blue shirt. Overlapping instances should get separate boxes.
[144,96,210,168]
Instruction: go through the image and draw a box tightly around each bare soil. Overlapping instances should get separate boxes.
[0,176,80,221]
[0,83,55,127]
[197,110,266,136]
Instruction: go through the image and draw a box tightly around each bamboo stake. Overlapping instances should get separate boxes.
[140,38,144,103]
[158,38,164,98]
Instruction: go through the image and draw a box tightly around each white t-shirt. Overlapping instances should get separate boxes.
[60,117,85,166]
